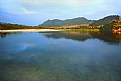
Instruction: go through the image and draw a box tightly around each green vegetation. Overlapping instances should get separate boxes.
[100,20,121,34]
[60,28,99,32]
[100,23,112,33]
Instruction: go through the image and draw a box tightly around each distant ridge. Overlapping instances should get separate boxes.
[40,17,91,27]
[40,15,120,27]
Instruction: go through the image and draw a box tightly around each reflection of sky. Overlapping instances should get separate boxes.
[0,32,121,81]
[0,0,121,25]
[0,33,47,58]
[13,43,36,52]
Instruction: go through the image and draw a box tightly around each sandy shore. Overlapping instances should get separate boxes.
[0,29,59,32]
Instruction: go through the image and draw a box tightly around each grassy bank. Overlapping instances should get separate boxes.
[59,28,100,32]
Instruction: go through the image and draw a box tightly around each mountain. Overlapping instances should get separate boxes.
[90,15,120,26]
[40,15,120,27]
[40,17,91,27]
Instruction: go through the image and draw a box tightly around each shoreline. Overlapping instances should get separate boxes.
[0,29,60,32]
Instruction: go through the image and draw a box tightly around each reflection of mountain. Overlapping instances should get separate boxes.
[43,31,94,42]
[0,31,121,45]
[43,31,121,45]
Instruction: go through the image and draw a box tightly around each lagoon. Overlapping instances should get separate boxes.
[0,31,121,81]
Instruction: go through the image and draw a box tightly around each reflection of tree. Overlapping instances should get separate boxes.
[43,31,121,45]
[0,32,20,38]
[91,33,121,45]
[0,32,9,38]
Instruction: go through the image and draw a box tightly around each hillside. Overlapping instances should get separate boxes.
[40,15,120,27]
[40,17,91,27]
[90,15,120,26]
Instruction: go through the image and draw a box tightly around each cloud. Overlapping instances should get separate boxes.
[19,0,99,6]
[0,0,121,25]
[21,8,37,15]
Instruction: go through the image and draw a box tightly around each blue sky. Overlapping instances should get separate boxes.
[0,0,121,26]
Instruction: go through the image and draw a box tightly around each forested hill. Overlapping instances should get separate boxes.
[40,15,120,27]
[40,17,91,27]
[90,15,120,26]
[0,23,35,30]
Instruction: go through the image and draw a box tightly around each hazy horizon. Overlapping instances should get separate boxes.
[0,0,121,26]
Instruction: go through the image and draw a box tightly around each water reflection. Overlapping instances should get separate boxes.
[0,32,20,38]
[0,31,121,81]
[42,30,121,45]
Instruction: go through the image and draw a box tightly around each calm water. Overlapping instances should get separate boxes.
[0,31,121,81]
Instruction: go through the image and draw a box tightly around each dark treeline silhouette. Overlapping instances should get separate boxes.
[0,22,40,30]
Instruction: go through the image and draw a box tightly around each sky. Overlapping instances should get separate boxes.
[0,0,121,26]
